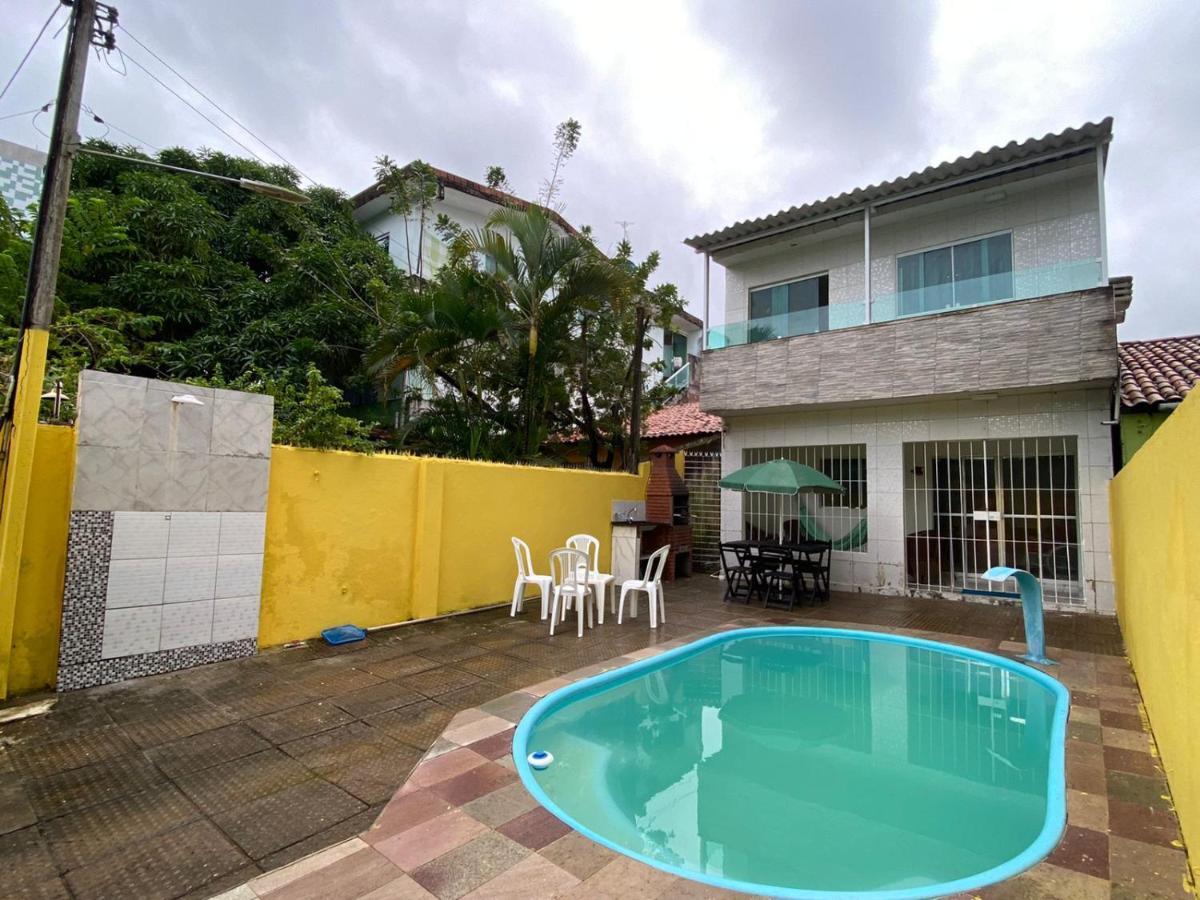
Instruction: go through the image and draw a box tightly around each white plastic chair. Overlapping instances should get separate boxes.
[618,546,670,629]
[510,537,554,620]
[566,533,615,622]
[549,547,596,637]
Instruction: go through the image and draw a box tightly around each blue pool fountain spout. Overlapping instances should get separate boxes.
[981,566,1055,666]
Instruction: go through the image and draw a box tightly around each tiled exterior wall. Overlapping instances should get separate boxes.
[719,388,1116,614]
[700,286,1119,415]
[719,167,1100,323]
[0,139,46,217]
[57,372,273,690]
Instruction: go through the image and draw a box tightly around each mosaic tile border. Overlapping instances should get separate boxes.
[58,637,257,691]
[58,510,113,667]
[56,509,258,691]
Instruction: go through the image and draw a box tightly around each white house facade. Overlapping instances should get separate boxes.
[689,119,1128,614]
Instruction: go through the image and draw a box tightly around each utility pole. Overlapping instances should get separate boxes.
[0,0,111,699]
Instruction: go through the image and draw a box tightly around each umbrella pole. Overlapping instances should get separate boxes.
[778,501,784,544]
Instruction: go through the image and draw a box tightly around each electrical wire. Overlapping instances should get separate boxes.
[82,104,159,151]
[118,48,272,166]
[0,101,53,122]
[0,2,62,105]
[117,25,314,183]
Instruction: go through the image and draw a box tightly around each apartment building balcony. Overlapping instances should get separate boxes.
[698,275,1130,417]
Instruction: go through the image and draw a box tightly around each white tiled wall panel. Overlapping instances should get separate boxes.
[163,555,218,604]
[721,388,1117,613]
[167,512,221,557]
[218,512,267,556]
[110,512,170,560]
[215,554,264,599]
[102,606,163,658]
[105,558,166,608]
[160,599,215,650]
[212,595,260,643]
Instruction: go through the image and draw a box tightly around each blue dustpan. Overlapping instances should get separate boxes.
[322,625,367,646]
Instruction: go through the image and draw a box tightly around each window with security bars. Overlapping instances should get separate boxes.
[902,437,1082,605]
[741,444,868,551]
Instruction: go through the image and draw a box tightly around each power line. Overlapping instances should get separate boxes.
[0,3,62,105]
[118,48,272,166]
[82,104,159,151]
[0,100,53,122]
[117,26,314,183]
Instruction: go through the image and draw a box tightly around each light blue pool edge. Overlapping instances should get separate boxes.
[512,626,1070,900]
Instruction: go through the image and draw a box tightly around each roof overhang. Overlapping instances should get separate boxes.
[685,118,1114,255]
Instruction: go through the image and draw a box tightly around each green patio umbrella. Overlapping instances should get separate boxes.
[718,458,844,543]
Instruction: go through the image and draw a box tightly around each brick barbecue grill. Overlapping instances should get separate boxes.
[642,445,692,580]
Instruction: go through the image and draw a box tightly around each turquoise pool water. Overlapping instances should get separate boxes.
[514,628,1068,899]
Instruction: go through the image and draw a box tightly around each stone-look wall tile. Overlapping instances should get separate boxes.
[141,388,214,454]
[101,606,162,659]
[207,456,270,512]
[211,391,274,458]
[110,511,170,560]
[58,511,113,666]
[135,450,211,512]
[215,554,264,599]
[105,558,166,608]
[212,596,260,643]
[218,512,267,556]
[160,599,215,650]
[167,511,221,557]
[75,373,147,449]
[163,555,218,604]
[72,445,139,511]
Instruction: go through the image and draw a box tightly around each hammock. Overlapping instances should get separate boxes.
[794,502,869,551]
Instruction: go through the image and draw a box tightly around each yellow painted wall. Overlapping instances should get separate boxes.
[1111,389,1200,883]
[4,436,646,695]
[259,448,646,646]
[4,425,74,696]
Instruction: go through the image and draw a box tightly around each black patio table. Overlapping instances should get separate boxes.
[724,539,832,605]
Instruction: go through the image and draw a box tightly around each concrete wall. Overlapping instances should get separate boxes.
[719,166,1100,324]
[720,388,1116,612]
[9,432,646,694]
[1111,389,1200,883]
[700,285,1119,416]
[1119,410,1172,466]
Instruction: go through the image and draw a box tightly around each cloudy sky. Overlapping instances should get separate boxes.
[4,0,1198,338]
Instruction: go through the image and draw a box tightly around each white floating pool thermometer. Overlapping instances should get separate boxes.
[528,750,554,770]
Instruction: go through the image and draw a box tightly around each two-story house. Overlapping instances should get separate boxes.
[688,119,1128,614]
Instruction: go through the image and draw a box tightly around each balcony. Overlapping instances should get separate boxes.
[707,259,1103,350]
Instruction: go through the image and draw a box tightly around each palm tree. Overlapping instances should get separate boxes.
[470,206,618,457]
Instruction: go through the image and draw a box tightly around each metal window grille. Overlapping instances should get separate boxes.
[741,444,868,550]
[683,450,722,573]
[902,437,1082,605]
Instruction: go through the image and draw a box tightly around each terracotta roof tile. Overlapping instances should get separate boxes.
[1118,335,1200,410]
[642,402,724,439]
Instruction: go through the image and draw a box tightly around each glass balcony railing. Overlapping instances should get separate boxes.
[664,362,692,391]
[706,259,1103,350]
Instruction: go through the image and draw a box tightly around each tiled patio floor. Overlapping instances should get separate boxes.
[0,577,1189,899]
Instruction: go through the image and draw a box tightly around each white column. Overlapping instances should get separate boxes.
[863,206,872,324]
[702,252,711,350]
[1096,146,1109,284]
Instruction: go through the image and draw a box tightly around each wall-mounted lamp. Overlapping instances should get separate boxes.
[171,394,206,406]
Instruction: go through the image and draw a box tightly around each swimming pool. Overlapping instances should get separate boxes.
[513,628,1068,899]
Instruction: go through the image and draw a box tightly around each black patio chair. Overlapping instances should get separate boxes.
[758,545,807,611]
[794,543,832,603]
[719,543,756,603]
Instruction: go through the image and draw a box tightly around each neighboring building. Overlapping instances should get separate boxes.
[688,118,1128,613]
[0,138,46,217]
[351,165,576,277]
[351,165,577,421]
[646,310,704,398]
[1117,335,1199,465]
